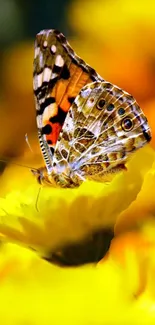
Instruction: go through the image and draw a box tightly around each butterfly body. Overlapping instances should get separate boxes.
[33,29,151,188]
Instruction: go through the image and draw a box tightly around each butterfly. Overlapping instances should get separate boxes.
[33,29,151,188]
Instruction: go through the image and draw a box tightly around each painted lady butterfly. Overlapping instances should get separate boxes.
[33,29,151,188]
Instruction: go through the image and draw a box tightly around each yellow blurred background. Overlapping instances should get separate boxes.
[1,3,155,314]
[0,0,155,172]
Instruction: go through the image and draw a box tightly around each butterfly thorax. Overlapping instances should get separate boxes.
[32,165,83,188]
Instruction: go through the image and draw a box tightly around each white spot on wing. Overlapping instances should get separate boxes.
[37,115,42,128]
[42,103,57,122]
[43,40,48,47]
[43,67,51,82]
[80,87,92,99]
[87,97,95,108]
[55,54,64,67]
[64,117,74,134]
[51,45,56,53]
[117,130,124,137]
[39,98,46,104]
[39,52,44,68]
[91,121,102,136]
[37,72,43,88]
[51,73,58,79]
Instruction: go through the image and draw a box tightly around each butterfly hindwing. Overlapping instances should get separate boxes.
[53,81,151,184]
[33,29,103,173]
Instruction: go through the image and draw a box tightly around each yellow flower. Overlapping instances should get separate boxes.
[0,146,154,259]
[115,147,155,234]
[0,229,155,325]
[0,145,154,323]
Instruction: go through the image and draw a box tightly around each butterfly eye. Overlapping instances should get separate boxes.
[118,107,125,116]
[121,117,133,131]
[97,98,105,110]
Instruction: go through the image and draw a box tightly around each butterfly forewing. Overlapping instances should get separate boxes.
[33,29,103,173]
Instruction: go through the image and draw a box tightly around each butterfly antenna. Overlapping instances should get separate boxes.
[25,133,34,153]
[0,158,38,171]
[35,187,41,212]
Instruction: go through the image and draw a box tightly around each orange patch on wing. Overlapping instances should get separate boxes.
[46,63,94,145]
[45,121,62,145]
[52,64,93,113]
[55,80,71,112]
